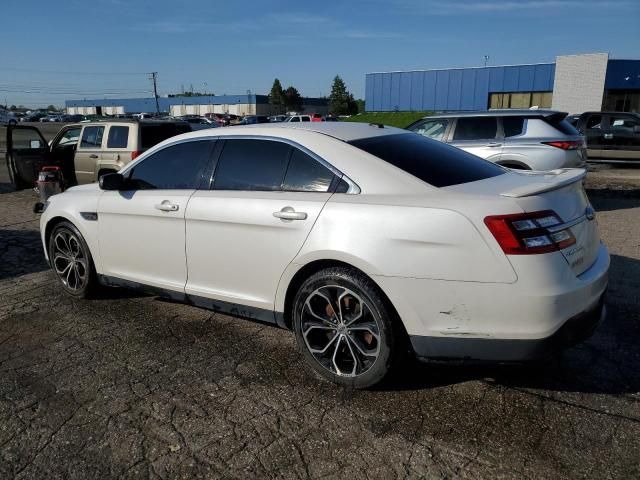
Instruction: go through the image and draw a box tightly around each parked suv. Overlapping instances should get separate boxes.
[572,112,640,162]
[286,115,312,123]
[6,119,191,189]
[407,110,586,171]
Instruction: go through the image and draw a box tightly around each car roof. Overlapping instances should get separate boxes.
[171,121,406,143]
[425,109,566,119]
[256,122,404,141]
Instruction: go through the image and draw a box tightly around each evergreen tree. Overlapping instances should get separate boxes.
[269,78,285,113]
[329,75,358,115]
[283,86,302,112]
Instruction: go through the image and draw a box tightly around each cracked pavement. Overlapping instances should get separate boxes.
[0,169,639,479]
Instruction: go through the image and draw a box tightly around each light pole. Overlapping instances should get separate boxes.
[484,55,490,67]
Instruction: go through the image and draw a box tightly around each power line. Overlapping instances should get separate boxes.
[2,67,149,76]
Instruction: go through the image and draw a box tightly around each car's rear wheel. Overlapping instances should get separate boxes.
[292,267,400,388]
[48,221,97,298]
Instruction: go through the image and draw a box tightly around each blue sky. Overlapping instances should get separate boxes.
[2,0,639,107]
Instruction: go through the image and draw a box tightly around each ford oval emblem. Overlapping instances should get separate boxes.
[585,206,595,221]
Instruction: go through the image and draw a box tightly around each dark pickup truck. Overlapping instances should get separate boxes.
[570,111,640,162]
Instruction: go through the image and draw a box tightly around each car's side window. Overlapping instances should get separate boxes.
[290,117,300,123]
[609,115,639,131]
[283,148,335,192]
[79,126,105,149]
[503,117,525,137]
[410,119,448,141]
[107,126,129,149]
[127,140,214,190]
[586,115,602,130]
[213,139,292,191]
[55,127,81,148]
[452,117,498,141]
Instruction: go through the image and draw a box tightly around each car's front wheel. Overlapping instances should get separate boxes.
[292,267,401,388]
[48,221,97,298]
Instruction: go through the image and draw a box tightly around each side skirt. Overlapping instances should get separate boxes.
[97,274,285,327]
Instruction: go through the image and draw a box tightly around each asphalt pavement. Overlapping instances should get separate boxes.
[0,137,639,478]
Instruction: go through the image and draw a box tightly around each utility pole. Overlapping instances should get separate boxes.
[150,72,160,116]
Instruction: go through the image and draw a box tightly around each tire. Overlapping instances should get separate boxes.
[48,221,97,298]
[292,267,401,389]
[8,119,17,126]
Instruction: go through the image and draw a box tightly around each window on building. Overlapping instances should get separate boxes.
[452,117,498,141]
[510,93,530,109]
[489,92,552,110]
[531,92,553,109]
[602,90,640,113]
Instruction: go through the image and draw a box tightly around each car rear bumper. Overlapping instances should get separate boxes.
[373,243,609,359]
[409,296,606,362]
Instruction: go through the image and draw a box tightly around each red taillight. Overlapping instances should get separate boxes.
[131,150,142,160]
[542,140,582,150]
[484,210,576,255]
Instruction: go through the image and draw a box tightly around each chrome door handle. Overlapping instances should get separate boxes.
[604,133,613,139]
[155,201,179,212]
[487,142,502,147]
[90,154,99,158]
[273,206,307,221]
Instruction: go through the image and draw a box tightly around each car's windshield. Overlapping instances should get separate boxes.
[349,133,505,187]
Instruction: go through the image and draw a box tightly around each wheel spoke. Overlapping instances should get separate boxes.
[331,335,345,375]
[54,232,72,256]
[68,236,81,257]
[341,291,364,327]
[66,263,76,288]
[343,335,360,376]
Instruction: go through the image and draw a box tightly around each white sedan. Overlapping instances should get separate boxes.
[39,123,609,388]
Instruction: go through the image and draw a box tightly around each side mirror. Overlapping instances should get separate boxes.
[99,173,124,190]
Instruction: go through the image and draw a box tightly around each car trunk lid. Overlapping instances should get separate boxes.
[447,169,600,276]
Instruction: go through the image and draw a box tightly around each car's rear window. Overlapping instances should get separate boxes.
[140,123,191,149]
[349,133,505,188]
[544,117,579,136]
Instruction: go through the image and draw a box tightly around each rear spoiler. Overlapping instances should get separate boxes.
[500,168,586,198]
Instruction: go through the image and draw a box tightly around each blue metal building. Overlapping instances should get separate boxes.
[366,63,555,112]
[365,53,640,114]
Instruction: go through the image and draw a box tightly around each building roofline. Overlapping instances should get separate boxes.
[366,62,555,75]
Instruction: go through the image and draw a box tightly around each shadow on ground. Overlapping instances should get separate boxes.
[589,189,640,212]
[0,229,48,279]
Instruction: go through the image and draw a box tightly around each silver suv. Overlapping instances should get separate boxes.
[407,110,586,171]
